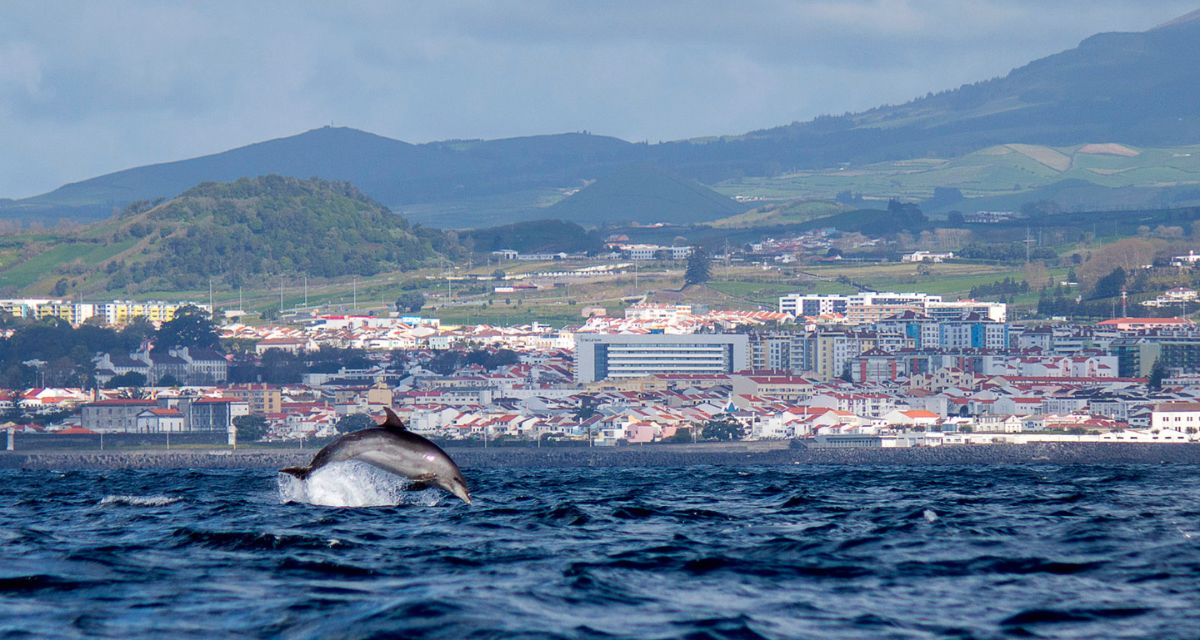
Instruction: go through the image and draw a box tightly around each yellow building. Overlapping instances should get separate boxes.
[0,298,208,327]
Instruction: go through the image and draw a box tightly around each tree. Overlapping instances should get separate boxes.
[484,349,520,370]
[1077,238,1157,292]
[666,426,695,443]
[427,350,464,375]
[573,395,599,422]
[702,416,746,441]
[106,371,147,389]
[233,415,270,442]
[684,247,712,286]
[1148,358,1167,391]
[1022,261,1051,290]
[1091,267,1127,300]
[156,373,181,387]
[395,292,426,313]
[155,305,220,351]
[387,349,409,372]
[336,413,377,434]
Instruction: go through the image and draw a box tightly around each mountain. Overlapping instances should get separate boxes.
[10,128,637,224]
[6,11,1200,227]
[703,13,1200,173]
[542,165,747,225]
[37,175,455,294]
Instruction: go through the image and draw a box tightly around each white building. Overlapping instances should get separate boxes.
[574,333,749,383]
[779,292,1006,323]
[1151,402,1200,433]
[902,251,954,263]
[1170,251,1200,267]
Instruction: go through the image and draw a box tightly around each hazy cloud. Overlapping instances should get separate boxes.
[0,0,1195,197]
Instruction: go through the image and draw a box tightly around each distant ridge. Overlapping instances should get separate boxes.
[1154,8,1200,30]
[6,9,1200,227]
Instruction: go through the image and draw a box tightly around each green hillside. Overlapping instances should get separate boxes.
[0,175,458,295]
[714,143,1200,208]
[543,165,747,225]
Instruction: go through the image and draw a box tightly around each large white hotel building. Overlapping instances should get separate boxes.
[574,333,749,383]
[779,292,1006,324]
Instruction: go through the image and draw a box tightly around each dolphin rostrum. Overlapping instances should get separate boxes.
[281,408,472,504]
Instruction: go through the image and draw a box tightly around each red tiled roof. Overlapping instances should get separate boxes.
[56,426,97,434]
[1097,317,1192,326]
[145,408,182,416]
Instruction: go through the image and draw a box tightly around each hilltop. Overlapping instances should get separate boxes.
[542,165,748,225]
[1,176,457,295]
[721,14,1200,169]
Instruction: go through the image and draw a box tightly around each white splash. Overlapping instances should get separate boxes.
[276,461,442,508]
[923,509,939,523]
[99,495,180,507]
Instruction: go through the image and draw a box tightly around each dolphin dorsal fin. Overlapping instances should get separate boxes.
[380,407,408,432]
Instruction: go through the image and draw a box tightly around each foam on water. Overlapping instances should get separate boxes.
[276,460,442,507]
[98,495,180,507]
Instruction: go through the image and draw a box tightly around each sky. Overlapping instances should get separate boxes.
[1,0,1197,198]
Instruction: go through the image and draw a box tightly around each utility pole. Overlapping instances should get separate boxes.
[1121,289,1128,317]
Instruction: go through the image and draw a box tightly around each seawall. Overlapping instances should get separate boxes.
[3,441,1200,470]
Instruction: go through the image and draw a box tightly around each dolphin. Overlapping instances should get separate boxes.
[281,408,472,504]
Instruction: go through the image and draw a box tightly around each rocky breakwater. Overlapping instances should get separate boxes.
[3,441,1200,470]
[796,442,1200,465]
[0,449,310,470]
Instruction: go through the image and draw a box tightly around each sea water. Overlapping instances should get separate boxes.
[2,464,1198,639]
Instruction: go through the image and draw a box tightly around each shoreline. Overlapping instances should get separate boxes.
[3,442,1200,470]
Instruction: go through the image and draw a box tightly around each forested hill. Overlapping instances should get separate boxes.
[97,175,458,290]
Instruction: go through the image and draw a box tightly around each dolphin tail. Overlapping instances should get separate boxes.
[280,466,311,480]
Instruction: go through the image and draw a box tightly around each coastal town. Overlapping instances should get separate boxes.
[3,290,1200,450]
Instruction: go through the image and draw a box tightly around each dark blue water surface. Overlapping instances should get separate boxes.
[2,464,1199,639]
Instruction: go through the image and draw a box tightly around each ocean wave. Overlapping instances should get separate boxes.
[276,460,443,508]
[98,495,180,507]
[3,464,1199,639]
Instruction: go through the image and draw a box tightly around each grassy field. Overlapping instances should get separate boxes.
[0,239,138,291]
[0,229,1057,326]
[712,143,1200,203]
[710,200,846,228]
[98,259,1061,326]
